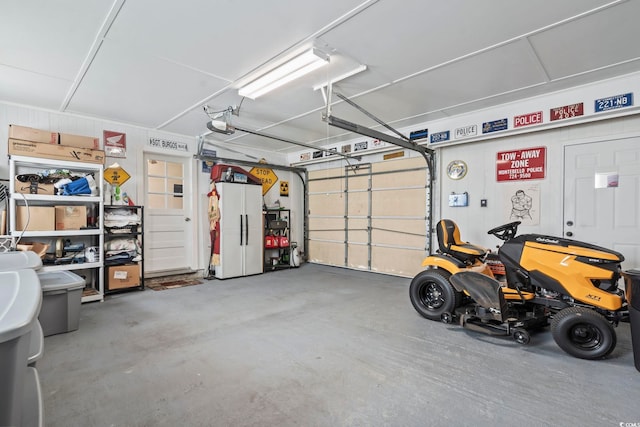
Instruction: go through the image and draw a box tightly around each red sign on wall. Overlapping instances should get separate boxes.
[496,146,546,182]
[514,111,543,128]
[103,130,127,158]
[550,102,584,121]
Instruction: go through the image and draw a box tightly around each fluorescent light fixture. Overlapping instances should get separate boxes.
[239,48,329,99]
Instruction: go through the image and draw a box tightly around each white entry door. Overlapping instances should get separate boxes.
[144,152,196,275]
[564,138,640,269]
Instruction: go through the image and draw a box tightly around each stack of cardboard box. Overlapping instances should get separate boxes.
[8,124,105,164]
[8,125,103,233]
[15,205,88,231]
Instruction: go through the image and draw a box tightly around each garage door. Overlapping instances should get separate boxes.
[308,156,429,277]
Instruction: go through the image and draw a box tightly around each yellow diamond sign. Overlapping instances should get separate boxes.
[250,166,278,195]
[104,164,131,186]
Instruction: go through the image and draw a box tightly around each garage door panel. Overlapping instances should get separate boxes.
[372,171,426,188]
[372,156,426,172]
[309,167,342,180]
[309,193,344,216]
[309,217,344,241]
[372,233,425,249]
[371,219,426,248]
[347,218,369,244]
[371,218,425,234]
[347,173,369,190]
[372,188,425,216]
[372,157,426,188]
[309,170,343,194]
[347,192,368,216]
[347,244,368,270]
[371,246,424,277]
[309,241,343,265]
[309,179,342,192]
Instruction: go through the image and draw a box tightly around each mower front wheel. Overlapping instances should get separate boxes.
[551,307,616,360]
[513,328,530,345]
[409,270,461,321]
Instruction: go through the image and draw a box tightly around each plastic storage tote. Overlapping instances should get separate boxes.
[37,270,85,336]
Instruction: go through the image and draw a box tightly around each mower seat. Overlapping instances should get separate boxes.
[436,219,487,263]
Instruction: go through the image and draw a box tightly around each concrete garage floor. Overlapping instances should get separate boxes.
[40,263,638,427]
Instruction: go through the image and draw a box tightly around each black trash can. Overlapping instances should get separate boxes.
[622,269,640,372]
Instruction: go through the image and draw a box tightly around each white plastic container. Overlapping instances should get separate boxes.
[28,320,44,367]
[37,270,85,337]
[0,251,42,271]
[21,366,43,427]
[0,269,41,427]
[0,252,45,366]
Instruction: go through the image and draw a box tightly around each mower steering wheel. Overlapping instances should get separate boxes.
[487,221,521,241]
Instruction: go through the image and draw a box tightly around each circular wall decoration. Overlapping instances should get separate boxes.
[446,160,468,180]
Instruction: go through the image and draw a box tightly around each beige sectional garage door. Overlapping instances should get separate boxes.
[308,156,429,277]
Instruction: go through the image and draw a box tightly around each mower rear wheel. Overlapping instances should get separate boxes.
[409,270,461,321]
[551,307,616,360]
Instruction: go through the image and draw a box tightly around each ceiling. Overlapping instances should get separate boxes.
[2,0,640,155]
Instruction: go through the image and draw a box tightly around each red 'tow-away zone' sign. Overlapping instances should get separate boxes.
[496,146,546,182]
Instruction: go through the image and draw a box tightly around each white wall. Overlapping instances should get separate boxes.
[301,114,640,256]
[0,101,291,275]
[266,168,306,254]
[293,70,640,257]
[195,141,304,269]
[0,102,196,205]
[5,67,640,273]
[436,114,640,250]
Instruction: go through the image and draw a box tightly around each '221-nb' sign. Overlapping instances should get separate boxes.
[595,93,633,113]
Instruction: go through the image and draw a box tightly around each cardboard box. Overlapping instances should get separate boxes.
[59,132,100,149]
[16,242,49,258]
[55,205,87,230]
[8,139,105,164]
[14,178,55,195]
[9,124,58,144]
[107,264,140,290]
[16,206,55,231]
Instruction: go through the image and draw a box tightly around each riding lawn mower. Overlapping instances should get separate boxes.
[409,219,638,361]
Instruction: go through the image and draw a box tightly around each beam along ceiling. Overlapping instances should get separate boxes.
[2,0,640,154]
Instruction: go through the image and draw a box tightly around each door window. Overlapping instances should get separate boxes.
[147,160,184,210]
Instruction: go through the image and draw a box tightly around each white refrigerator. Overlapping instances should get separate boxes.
[214,182,264,279]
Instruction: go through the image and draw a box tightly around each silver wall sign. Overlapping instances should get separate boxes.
[149,137,188,151]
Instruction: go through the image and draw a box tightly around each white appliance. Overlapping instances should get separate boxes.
[214,182,263,279]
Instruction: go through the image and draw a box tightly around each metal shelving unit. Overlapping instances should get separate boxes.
[103,205,144,294]
[9,155,104,303]
[264,208,292,271]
